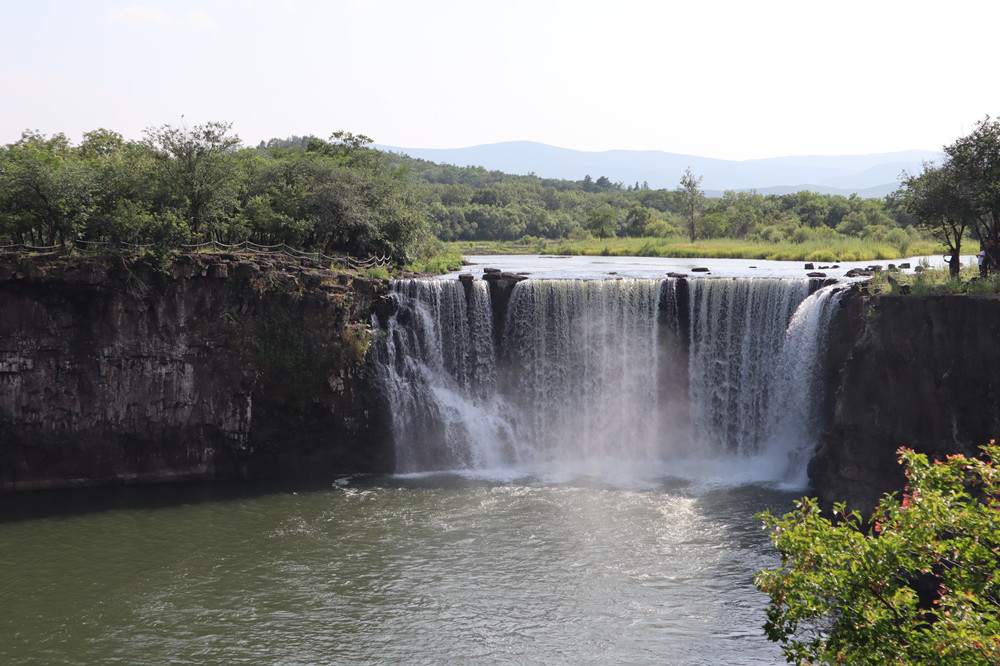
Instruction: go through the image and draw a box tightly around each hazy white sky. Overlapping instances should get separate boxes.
[2,0,997,160]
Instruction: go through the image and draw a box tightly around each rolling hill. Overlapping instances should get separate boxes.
[376,141,942,197]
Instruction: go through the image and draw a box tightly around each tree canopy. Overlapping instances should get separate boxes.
[0,124,426,264]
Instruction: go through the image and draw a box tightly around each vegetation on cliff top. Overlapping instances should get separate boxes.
[864,262,1000,296]
[756,444,1000,665]
[0,124,430,265]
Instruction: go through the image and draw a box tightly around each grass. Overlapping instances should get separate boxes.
[404,248,465,275]
[866,261,1000,296]
[448,236,943,263]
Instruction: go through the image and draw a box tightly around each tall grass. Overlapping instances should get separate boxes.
[449,236,942,263]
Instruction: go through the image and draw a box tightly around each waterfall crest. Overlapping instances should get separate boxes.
[374,277,843,481]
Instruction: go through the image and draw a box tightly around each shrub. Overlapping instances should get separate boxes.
[756,444,1000,665]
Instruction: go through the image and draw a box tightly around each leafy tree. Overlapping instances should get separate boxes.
[945,115,1000,242]
[143,120,243,238]
[677,167,707,242]
[719,190,763,239]
[0,131,96,245]
[594,175,616,191]
[756,444,1000,665]
[586,204,617,239]
[624,203,653,236]
[899,162,974,277]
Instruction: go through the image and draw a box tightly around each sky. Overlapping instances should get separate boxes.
[2,0,998,161]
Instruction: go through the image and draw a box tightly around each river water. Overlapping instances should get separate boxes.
[0,476,799,664]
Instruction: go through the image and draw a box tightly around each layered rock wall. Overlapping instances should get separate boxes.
[811,290,1000,514]
[0,255,393,491]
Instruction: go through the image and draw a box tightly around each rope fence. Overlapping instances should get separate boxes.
[0,239,392,270]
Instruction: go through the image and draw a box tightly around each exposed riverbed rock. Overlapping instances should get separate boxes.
[0,254,393,491]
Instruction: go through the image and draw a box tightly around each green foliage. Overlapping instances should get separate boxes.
[364,266,390,280]
[864,262,1000,296]
[896,116,1000,277]
[405,247,464,274]
[383,150,926,251]
[0,131,97,246]
[3,123,951,264]
[0,124,429,265]
[756,445,1000,665]
[586,204,617,239]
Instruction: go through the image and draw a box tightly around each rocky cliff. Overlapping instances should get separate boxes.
[0,254,393,491]
[811,289,1000,515]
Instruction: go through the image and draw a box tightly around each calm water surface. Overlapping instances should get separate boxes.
[0,476,799,664]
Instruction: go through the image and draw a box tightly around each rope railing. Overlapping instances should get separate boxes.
[0,238,393,269]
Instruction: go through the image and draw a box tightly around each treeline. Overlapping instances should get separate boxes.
[386,151,926,253]
[1,122,933,265]
[0,124,427,264]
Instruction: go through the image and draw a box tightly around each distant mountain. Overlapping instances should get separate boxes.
[375,141,942,197]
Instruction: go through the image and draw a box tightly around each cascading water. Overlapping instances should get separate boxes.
[374,279,513,472]
[500,279,664,466]
[374,276,843,482]
[686,278,810,456]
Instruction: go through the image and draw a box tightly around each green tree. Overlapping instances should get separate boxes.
[899,162,974,277]
[0,131,96,246]
[945,115,1000,241]
[756,444,1000,665]
[586,204,617,239]
[143,120,243,238]
[720,189,763,239]
[677,167,706,242]
[624,203,653,236]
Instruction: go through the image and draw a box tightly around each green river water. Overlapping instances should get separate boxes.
[0,475,796,665]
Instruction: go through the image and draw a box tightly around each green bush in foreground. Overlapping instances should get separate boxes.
[756,445,1000,665]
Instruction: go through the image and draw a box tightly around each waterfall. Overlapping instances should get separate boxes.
[762,283,845,484]
[687,278,810,456]
[500,279,664,464]
[374,279,514,472]
[374,277,843,481]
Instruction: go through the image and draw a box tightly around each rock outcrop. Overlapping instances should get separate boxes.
[811,290,1000,515]
[0,254,393,491]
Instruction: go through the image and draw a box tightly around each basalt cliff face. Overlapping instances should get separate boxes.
[811,290,1000,515]
[0,255,393,491]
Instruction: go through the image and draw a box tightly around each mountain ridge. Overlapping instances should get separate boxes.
[376,141,942,197]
